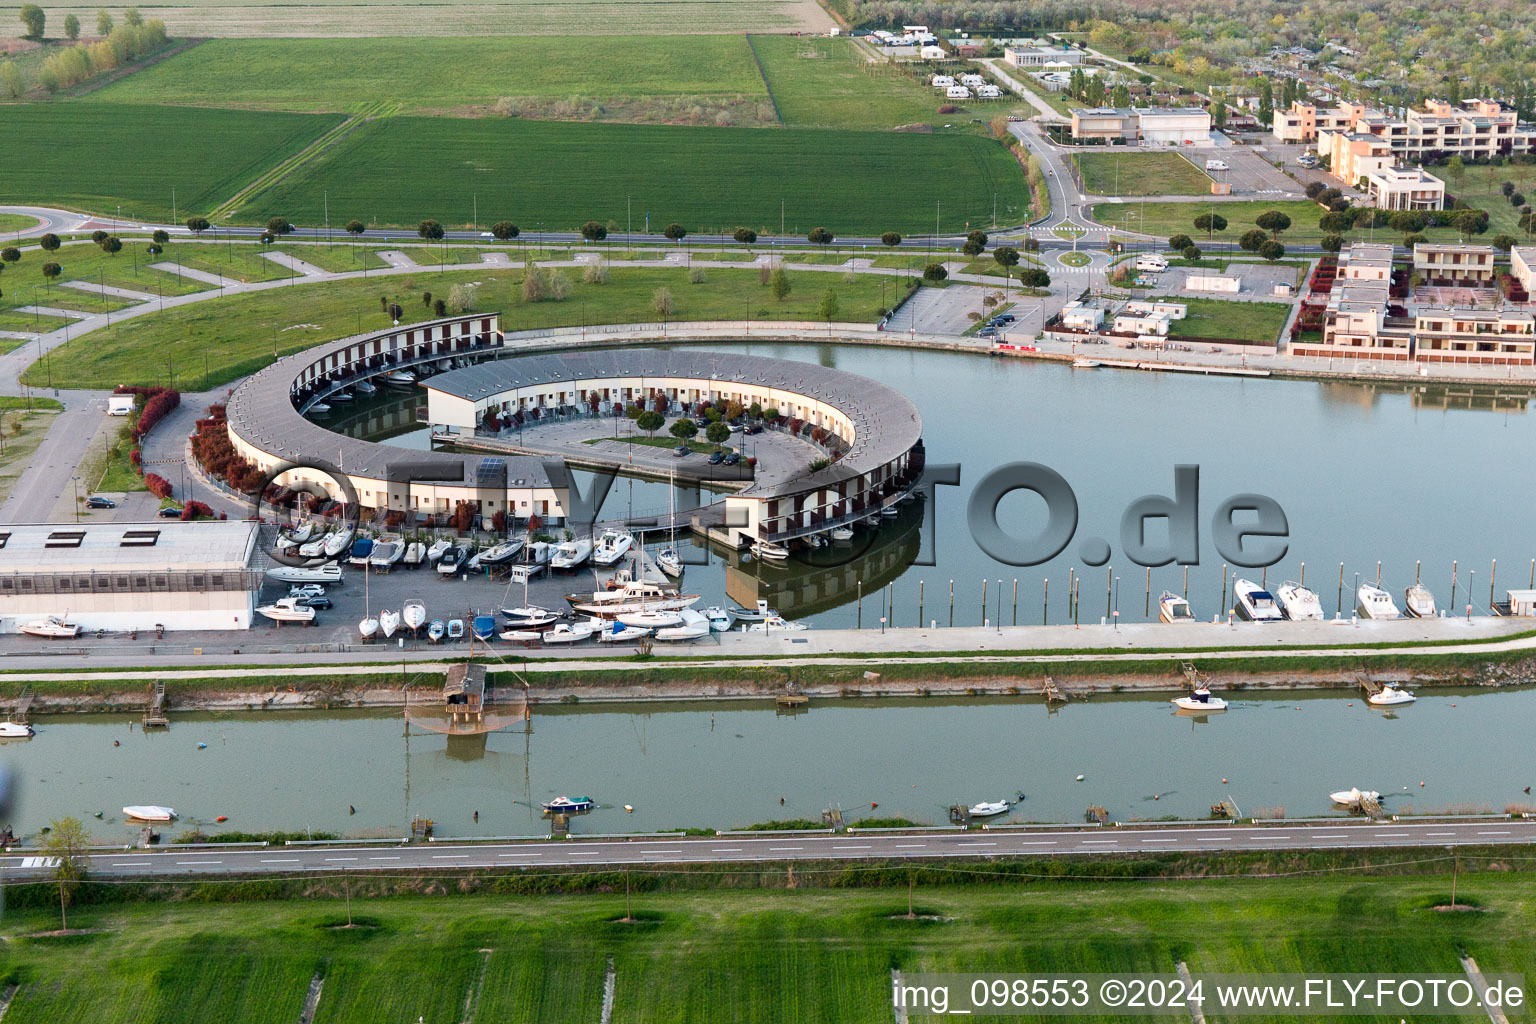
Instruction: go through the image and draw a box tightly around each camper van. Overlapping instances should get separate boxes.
[1135,255,1169,273]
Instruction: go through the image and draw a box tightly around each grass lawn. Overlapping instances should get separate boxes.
[0,103,344,222]
[1435,161,1536,239]
[0,405,59,507]
[591,434,733,454]
[1155,296,1293,343]
[232,116,1028,235]
[751,35,953,130]
[0,213,40,234]
[1076,151,1212,197]
[0,239,220,324]
[274,244,388,273]
[2,870,1532,1022]
[1094,197,1520,245]
[91,37,769,116]
[22,266,897,391]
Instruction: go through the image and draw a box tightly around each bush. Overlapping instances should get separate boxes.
[1168,233,1193,251]
[583,261,609,285]
[688,266,706,284]
[144,473,173,499]
[447,283,479,313]
[179,500,213,521]
[922,262,948,282]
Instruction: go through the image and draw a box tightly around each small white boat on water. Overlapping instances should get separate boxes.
[1233,579,1283,622]
[968,800,1012,818]
[426,539,451,563]
[123,805,175,822]
[1330,787,1380,809]
[354,379,378,395]
[267,563,343,585]
[427,619,446,643]
[0,722,35,738]
[752,540,790,562]
[829,526,854,543]
[402,600,426,632]
[256,597,316,624]
[746,614,807,632]
[1276,581,1324,621]
[382,369,417,388]
[543,620,598,644]
[1172,687,1228,712]
[879,504,900,518]
[378,608,400,638]
[1071,357,1102,369]
[551,537,593,570]
[1403,583,1437,618]
[656,546,683,577]
[1157,591,1194,623]
[19,616,81,639]
[1367,683,1416,706]
[591,529,635,567]
[1357,583,1400,620]
[731,599,772,624]
[702,606,737,632]
[309,402,332,415]
[655,608,710,641]
[330,390,354,403]
[541,796,595,814]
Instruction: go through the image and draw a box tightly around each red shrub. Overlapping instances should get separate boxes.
[144,473,173,499]
[180,500,213,521]
[129,448,142,469]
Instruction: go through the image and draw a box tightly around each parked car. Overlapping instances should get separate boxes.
[724,452,742,465]
[673,444,692,457]
[745,424,764,435]
[977,327,999,339]
[708,451,725,464]
[158,505,183,518]
[85,496,116,509]
[729,422,744,432]
[991,314,1016,325]
[296,595,333,610]
[288,584,327,599]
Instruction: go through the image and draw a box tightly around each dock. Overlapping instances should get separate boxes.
[1354,670,1396,699]
[1041,675,1066,704]
[12,686,33,726]
[143,681,169,728]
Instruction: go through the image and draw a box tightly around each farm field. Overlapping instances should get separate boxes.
[1076,151,1213,197]
[0,0,832,40]
[1,870,1531,1023]
[751,34,950,130]
[1152,296,1293,342]
[22,265,897,390]
[233,116,1029,234]
[0,103,344,221]
[92,37,769,116]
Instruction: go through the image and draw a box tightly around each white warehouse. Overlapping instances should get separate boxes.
[0,521,263,633]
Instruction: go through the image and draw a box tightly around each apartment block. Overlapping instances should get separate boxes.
[1361,165,1446,211]
[1412,243,1497,286]
[1069,107,1212,145]
[1289,97,1536,162]
[1413,308,1536,365]
[1271,102,1352,143]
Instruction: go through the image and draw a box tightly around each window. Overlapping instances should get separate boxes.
[0,532,9,549]
[120,529,160,547]
[45,530,86,548]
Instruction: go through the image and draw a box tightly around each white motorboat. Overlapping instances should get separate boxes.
[1403,583,1437,618]
[478,539,524,566]
[436,545,467,575]
[752,540,790,562]
[1172,687,1228,712]
[551,537,593,570]
[879,503,900,518]
[322,528,354,558]
[968,800,1011,818]
[746,614,807,632]
[598,621,651,643]
[309,402,332,415]
[354,379,378,395]
[426,539,451,563]
[1233,579,1283,622]
[500,606,561,628]
[427,619,446,643]
[256,597,316,624]
[702,606,737,632]
[297,535,327,558]
[347,537,374,566]
[524,541,552,567]
[1276,581,1324,621]
[402,542,426,566]
[656,546,683,577]
[1330,787,1380,809]
[123,805,176,822]
[447,618,465,640]
[1357,583,1400,620]
[618,608,685,630]
[1157,591,1194,623]
[330,389,354,403]
[1368,683,1416,706]
[0,721,34,738]
[267,563,343,585]
[543,621,598,644]
[500,629,542,643]
[378,608,400,638]
[402,599,427,632]
[19,616,81,639]
[382,369,417,387]
[358,614,379,639]
[591,529,635,567]
[568,580,700,617]
[731,599,772,623]
[369,541,403,570]
[655,609,710,641]
[1071,357,1102,369]
[829,526,854,543]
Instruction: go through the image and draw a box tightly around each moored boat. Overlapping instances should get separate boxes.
[382,369,417,388]
[1156,591,1194,623]
[702,606,737,632]
[968,800,1011,817]
[0,721,35,738]
[1357,583,1400,620]
[752,540,790,562]
[541,795,595,814]
[1172,687,1228,712]
[1367,683,1416,706]
[1233,579,1283,622]
[123,805,176,822]
[656,546,683,577]
[731,599,771,623]
[746,614,807,632]
[654,608,709,641]
[1276,581,1324,621]
[829,526,854,543]
[1330,787,1379,809]
[354,379,378,396]
[1403,583,1437,618]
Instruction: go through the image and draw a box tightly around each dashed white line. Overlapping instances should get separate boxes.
[1140,839,1177,844]
[324,857,358,862]
[833,844,873,850]
[1082,840,1119,845]
[712,847,743,853]
[1478,831,1512,836]
[176,859,222,865]
[567,851,599,856]
[1195,838,1226,843]
[111,862,149,869]
[1377,833,1410,839]
[261,858,300,864]
[369,856,401,861]
[957,842,998,848]
[1312,835,1348,839]
[1426,832,1457,838]
[431,855,469,860]
[1016,841,1057,846]
[768,846,802,852]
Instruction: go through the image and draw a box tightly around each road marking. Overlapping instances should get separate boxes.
[1257,835,1292,840]
[111,862,149,868]
[324,857,358,862]
[567,851,599,856]
[1016,841,1057,846]
[1082,840,1118,845]
[1195,838,1226,843]
[261,858,300,864]
[369,856,401,861]
[1312,835,1348,839]
[1377,833,1410,838]
[833,844,873,850]
[431,855,469,860]
[768,846,802,851]
[1140,839,1177,844]
[957,842,997,848]
[1478,831,1512,836]
[712,847,743,853]
[1426,832,1457,837]
[176,859,222,865]
[893,843,928,848]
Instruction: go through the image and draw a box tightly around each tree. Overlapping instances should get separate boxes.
[433,298,446,316]
[880,231,902,247]
[1111,83,1130,108]
[992,246,1020,275]
[123,6,142,26]
[1318,211,1349,233]
[966,229,988,248]
[1210,98,1226,129]
[815,288,839,323]
[651,287,674,317]
[18,3,44,39]
[1255,210,1291,237]
[63,12,79,38]
[663,222,687,242]
[41,261,61,290]
[807,226,833,249]
[42,816,90,929]
[669,418,698,441]
[185,216,209,236]
[1258,240,1285,261]
[961,238,985,257]
[1,60,21,101]
[151,229,169,244]
[416,219,443,241]
[768,266,790,300]
[1447,154,1465,189]
[422,290,432,307]
[1192,212,1227,236]
[1258,78,1274,127]
[1018,268,1051,288]
[635,410,664,436]
[101,236,122,256]
[0,247,17,263]
[580,221,607,242]
[1491,234,1517,251]
[1238,228,1268,251]
[705,421,731,445]
[1304,180,1328,201]
[96,7,113,34]
[1403,232,1428,247]
[490,221,518,240]
[922,262,948,282]
[1389,211,1425,235]
[1168,233,1194,251]
[91,230,108,245]
[1321,234,1345,253]
[1182,245,1201,261]
[1512,193,1527,209]
[345,219,365,236]
[37,233,60,253]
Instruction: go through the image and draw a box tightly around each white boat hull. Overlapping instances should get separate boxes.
[123,805,175,822]
[0,722,34,738]
[402,601,427,630]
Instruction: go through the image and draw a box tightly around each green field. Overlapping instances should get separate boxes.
[1154,296,1293,343]
[0,103,344,221]
[1435,161,1536,239]
[0,239,222,325]
[0,213,40,233]
[92,37,770,115]
[22,265,899,390]
[1076,151,1213,197]
[1,869,1531,1023]
[752,34,950,130]
[233,116,1028,234]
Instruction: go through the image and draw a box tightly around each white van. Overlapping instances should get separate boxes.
[1204,159,1228,171]
[1135,255,1169,272]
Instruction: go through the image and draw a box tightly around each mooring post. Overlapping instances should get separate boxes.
[948,580,954,627]
[1490,559,1496,607]
[981,578,988,625]
[1182,564,1188,598]
[1337,562,1344,617]
[1300,561,1306,587]
[1415,559,1421,585]
[1451,560,1458,608]
[1042,578,1048,625]
[918,579,924,627]
[1105,565,1113,619]
[1221,563,1228,619]
[1012,578,1018,626]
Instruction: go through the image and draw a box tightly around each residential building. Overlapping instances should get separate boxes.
[1511,247,1536,293]
[1069,107,1212,145]
[1297,277,1411,361]
[1361,165,1445,211]
[1413,243,1496,286]
[1316,130,1395,189]
[1271,101,1352,143]
[1058,301,1104,331]
[1413,308,1536,365]
[1338,242,1394,282]
[1294,97,1536,162]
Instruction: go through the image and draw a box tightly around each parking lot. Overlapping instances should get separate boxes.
[1139,262,1305,302]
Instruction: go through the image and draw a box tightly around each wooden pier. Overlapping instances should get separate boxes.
[1041,675,1066,704]
[12,686,33,726]
[143,681,169,728]
[1181,662,1205,692]
[775,682,808,710]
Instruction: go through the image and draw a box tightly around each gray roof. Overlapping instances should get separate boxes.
[426,349,923,498]
[0,521,257,571]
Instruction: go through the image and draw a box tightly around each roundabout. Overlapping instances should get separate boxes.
[1057,251,1093,268]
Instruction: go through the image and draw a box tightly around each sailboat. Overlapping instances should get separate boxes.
[379,608,401,638]
[656,466,683,577]
[358,563,378,639]
[403,599,426,634]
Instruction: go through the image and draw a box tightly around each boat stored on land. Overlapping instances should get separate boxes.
[427,619,446,643]
[655,609,710,641]
[19,616,81,639]
[592,529,635,567]
[437,546,467,575]
[1233,579,1282,622]
[542,621,598,644]
[369,541,403,571]
[256,598,316,624]
[746,614,807,632]
[378,609,400,638]
[347,538,374,566]
[402,600,427,632]
[1276,582,1324,621]
[472,615,496,641]
[551,537,593,570]
[267,563,343,585]
[599,621,652,643]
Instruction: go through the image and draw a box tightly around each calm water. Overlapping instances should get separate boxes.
[16,687,1536,841]
[329,343,1536,628]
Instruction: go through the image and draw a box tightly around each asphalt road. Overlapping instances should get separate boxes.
[8,819,1531,880]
